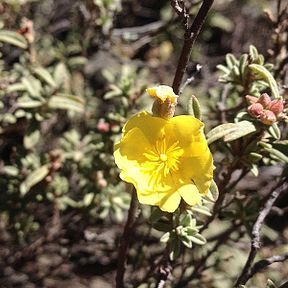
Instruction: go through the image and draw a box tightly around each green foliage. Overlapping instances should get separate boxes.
[0,1,287,287]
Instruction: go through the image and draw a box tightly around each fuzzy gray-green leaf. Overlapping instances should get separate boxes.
[0,30,28,49]
[249,64,280,98]
[48,94,85,113]
[223,121,256,142]
[207,123,237,145]
[20,165,49,196]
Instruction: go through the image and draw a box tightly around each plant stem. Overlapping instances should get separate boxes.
[235,180,286,287]
[172,0,214,94]
[116,188,139,288]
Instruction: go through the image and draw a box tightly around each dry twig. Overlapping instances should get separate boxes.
[116,188,139,288]
[235,181,287,286]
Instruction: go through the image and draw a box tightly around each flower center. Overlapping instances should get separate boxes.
[160,153,167,162]
[143,136,184,187]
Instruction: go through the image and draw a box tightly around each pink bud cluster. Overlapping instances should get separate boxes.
[246,93,285,125]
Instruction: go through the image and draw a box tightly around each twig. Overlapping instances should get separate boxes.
[235,181,287,287]
[172,0,214,94]
[116,188,139,288]
[156,250,172,288]
[171,0,189,30]
[179,64,202,94]
[245,253,288,282]
[279,280,288,288]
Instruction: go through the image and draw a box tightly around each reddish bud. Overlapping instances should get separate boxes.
[260,110,277,125]
[258,93,271,108]
[248,103,264,118]
[268,99,284,116]
[97,119,110,133]
[245,95,258,104]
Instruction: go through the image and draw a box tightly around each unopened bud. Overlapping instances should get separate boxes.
[245,95,258,104]
[96,171,107,189]
[260,110,277,125]
[258,93,271,107]
[97,119,110,133]
[248,103,264,118]
[147,85,178,118]
[268,99,284,116]
[146,85,178,104]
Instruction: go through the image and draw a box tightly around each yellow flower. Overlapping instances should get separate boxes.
[114,112,213,212]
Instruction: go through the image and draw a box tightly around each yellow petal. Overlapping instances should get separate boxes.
[165,115,206,157]
[179,153,213,194]
[122,112,167,144]
[177,184,201,206]
[114,127,152,169]
[157,190,181,212]
[136,189,159,206]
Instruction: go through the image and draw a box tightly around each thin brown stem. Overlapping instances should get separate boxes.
[116,188,139,288]
[172,0,214,94]
[235,180,287,287]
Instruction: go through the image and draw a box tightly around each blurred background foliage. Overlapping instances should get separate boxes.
[0,0,287,287]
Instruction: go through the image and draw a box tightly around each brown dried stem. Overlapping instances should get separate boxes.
[235,180,287,287]
[172,0,214,94]
[116,188,139,288]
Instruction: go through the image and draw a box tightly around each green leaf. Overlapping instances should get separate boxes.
[226,53,238,69]
[239,53,248,78]
[48,94,85,113]
[249,64,280,98]
[0,30,28,49]
[187,95,201,120]
[17,97,44,108]
[150,207,165,224]
[249,45,259,62]
[250,163,259,176]
[190,205,212,216]
[265,148,288,164]
[83,193,94,207]
[223,121,256,142]
[20,165,49,196]
[189,233,206,245]
[160,232,170,243]
[180,213,193,227]
[53,63,70,89]
[268,123,281,140]
[169,237,181,261]
[68,56,88,68]
[248,152,263,163]
[24,130,40,149]
[3,165,19,176]
[266,279,277,288]
[180,235,193,248]
[217,64,230,74]
[207,123,237,145]
[33,67,56,88]
[153,222,172,232]
[208,179,219,202]
[21,76,42,98]
[6,83,26,93]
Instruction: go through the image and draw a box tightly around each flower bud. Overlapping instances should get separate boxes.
[147,85,178,118]
[268,99,284,116]
[146,85,178,104]
[258,93,271,108]
[97,119,110,133]
[260,110,277,125]
[248,103,264,118]
[245,95,258,104]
